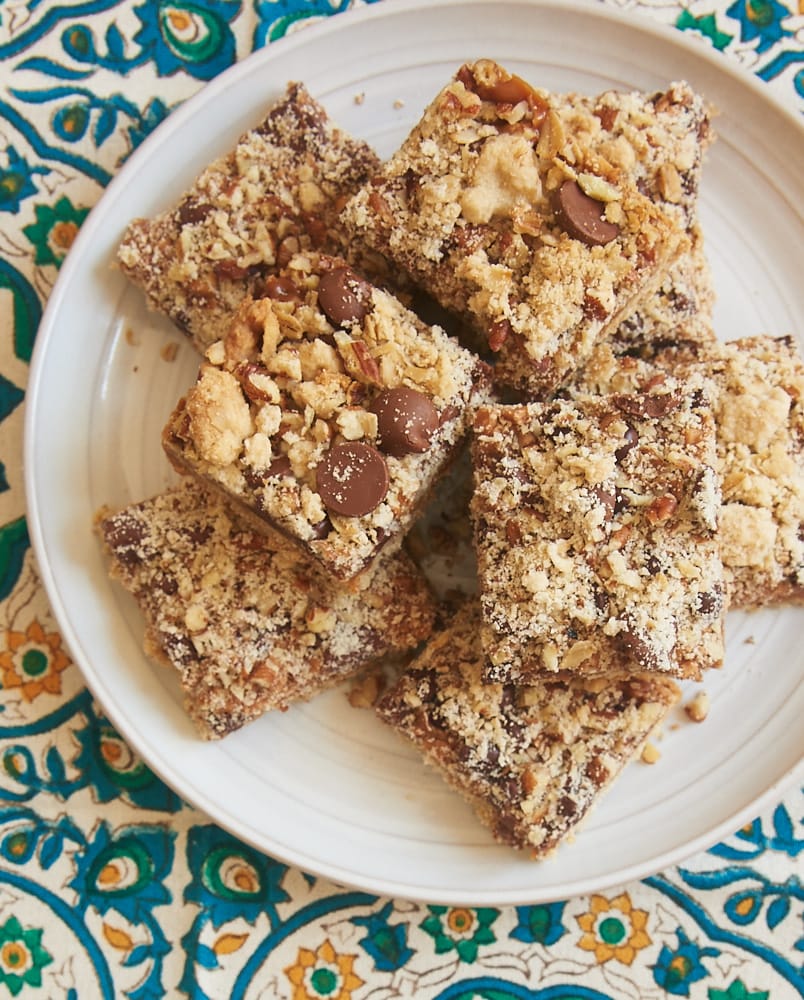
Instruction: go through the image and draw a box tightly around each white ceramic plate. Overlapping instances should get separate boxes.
[25,0,804,904]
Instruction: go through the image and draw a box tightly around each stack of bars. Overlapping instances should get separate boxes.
[99,61,804,859]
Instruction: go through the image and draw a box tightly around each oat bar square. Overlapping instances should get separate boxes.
[690,336,804,608]
[470,380,725,683]
[96,483,437,739]
[162,251,490,581]
[568,335,804,609]
[340,60,691,398]
[117,82,381,354]
[376,602,680,856]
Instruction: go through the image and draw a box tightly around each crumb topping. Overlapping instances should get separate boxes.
[162,251,488,580]
[470,378,725,682]
[376,602,679,853]
[340,61,702,396]
[698,336,804,605]
[96,483,436,738]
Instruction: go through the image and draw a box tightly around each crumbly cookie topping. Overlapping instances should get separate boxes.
[470,377,725,682]
[96,483,436,738]
[690,337,804,606]
[376,602,679,854]
[117,82,381,354]
[163,251,488,580]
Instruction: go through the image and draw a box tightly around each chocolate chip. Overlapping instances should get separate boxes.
[103,515,145,554]
[267,455,292,478]
[615,425,639,462]
[315,441,389,517]
[370,386,439,457]
[309,515,332,539]
[646,555,662,575]
[585,754,609,788]
[552,179,620,246]
[615,390,681,419]
[317,266,372,325]
[616,627,660,671]
[696,586,723,617]
[177,199,213,225]
[262,275,301,302]
[592,486,616,521]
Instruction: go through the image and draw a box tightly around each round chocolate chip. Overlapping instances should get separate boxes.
[553,179,620,246]
[370,386,440,457]
[317,266,372,325]
[315,441,389,517]
[262,275,301,302]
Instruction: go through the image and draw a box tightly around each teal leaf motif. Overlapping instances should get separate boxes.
[766,895,790,929]
[105,22,126,60]
[0,517,29,602]
[0,259,40,361]
[353,901,414,971]
[195,943,219,970]
[0,374,24,422]
[44,745,67,785]
[15,57,94,81]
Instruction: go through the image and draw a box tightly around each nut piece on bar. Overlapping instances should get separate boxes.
[376,601,680,856]
[571,80,713,231]
[117,82,381,355]
[95,483,438,739]
[470,380,725,684]
[339,60,690,398]
[162,251,490,581]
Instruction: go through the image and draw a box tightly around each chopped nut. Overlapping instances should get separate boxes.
[184,604,208,633]
[684,690,709,723]
[305,606,337,634]
[348,671,383,708]
[641,742,661,764]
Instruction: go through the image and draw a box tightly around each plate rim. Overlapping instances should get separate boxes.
[23,0,804,905]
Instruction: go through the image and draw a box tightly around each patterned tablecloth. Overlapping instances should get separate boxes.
[0,0,802,997]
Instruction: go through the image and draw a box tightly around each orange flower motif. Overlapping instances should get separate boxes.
[284,938,364,1000]
[0,620,71,701]
[575,892,651,965]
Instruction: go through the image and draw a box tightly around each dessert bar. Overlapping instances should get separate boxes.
[162,251,489,581]
[566,335,804,609]
[376,602,680,856]
[687,335,804,608]
[470,379,725,684]
[117,82,380,354]
[340,60,693,397]
[96,483,437,739]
